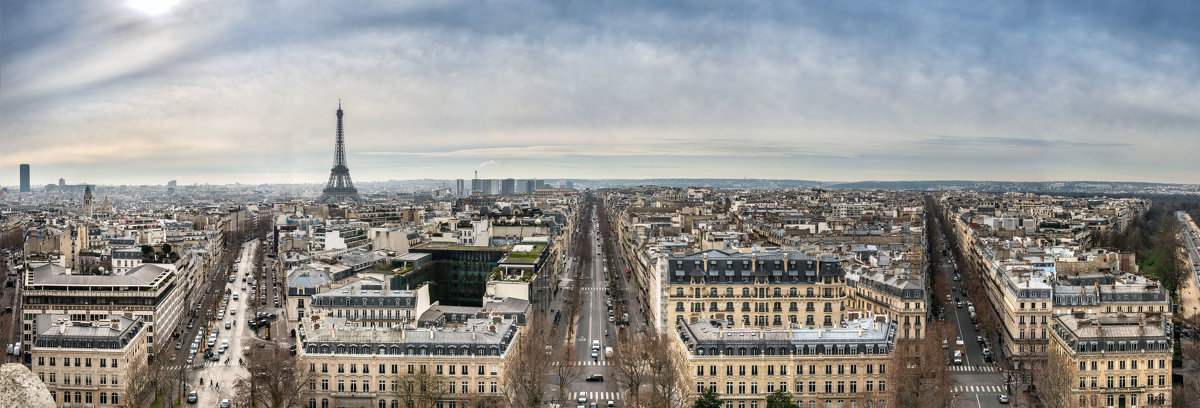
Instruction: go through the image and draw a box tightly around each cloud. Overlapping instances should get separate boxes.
[1,0,1199,184]
[475,160,502,170]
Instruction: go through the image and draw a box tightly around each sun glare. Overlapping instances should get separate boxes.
[126,0,182,16]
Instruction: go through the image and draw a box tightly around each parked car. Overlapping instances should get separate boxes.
[187,391,198,404]
[585,374,604,382]
[998,394,1009,404]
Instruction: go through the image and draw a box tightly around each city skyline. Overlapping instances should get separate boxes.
[3,1,1199,186]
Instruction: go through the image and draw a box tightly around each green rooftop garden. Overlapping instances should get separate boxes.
[501,243,545,264]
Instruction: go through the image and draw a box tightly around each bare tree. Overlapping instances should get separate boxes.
[553,345,584,404]
[502,314,552,408]
[1174,377,1200,408]
[395,368,449,408]
[1033,345,1077,408]
[235,345,311,408]
[124,352,153,407]
[464,395,507,408]
[0,228,23,253]
[891,321,952,408]
[611,331,652,407]
[645,333,689,408]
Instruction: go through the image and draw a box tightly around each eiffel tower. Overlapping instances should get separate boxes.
[319,101,361,204]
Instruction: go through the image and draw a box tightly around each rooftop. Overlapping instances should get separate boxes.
[32,314,144,350]
[27,263,174,290]
[299,316,518,353]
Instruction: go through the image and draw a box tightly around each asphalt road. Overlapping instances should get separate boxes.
[568,204,621,407]
[931,216,1009,408]
[192,240,258,407]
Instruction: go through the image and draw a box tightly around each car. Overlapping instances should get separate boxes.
[607,402,615,408]
[230,309,236,316]
[941,339,948,349]
[591,350,599,359]
[956,336,964,346]
[225,322,232,329]
[608,315,615,323]
[175,341,183,350]
[956,302,963,308]
[977,335,984,343]
[220,399,231,408]
[998,394,1009,404]
[578,392,587,404]
[187,391,198,403]
[586,374,604,382]
[945,295,951,302]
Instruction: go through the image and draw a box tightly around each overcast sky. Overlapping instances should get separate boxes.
[2,0,1198,186]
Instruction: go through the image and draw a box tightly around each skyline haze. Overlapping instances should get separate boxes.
[2,1,1199,186]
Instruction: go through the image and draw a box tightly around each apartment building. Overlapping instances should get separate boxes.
[660,250,849,331]
[30,314,147,408]
[676,315,895,408]
[940,194,1149,370]
[22,263,184,362]
[110,247,142,273]
[297,317,517,408]
[307,279,431,326]
[1048,313,1172,407]
[845,266,927,340]
[1053,273,1170,319]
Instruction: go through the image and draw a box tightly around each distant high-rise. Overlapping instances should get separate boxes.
[19,164,30,192]
[501,178,515,195]
[167,179,177,194]
[58,178,65,187]
[319,101,361,204]
[456,179,466,196]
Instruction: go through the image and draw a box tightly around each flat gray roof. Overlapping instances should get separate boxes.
[28,263,173,289]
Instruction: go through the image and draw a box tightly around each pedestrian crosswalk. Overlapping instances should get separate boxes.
[582,287,606,291]
[949,365,999,372]
[953,385,1005,394]
[551,360,608,366]
[568,391,622,402]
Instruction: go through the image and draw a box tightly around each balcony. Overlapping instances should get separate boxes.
[330,392,378,398]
